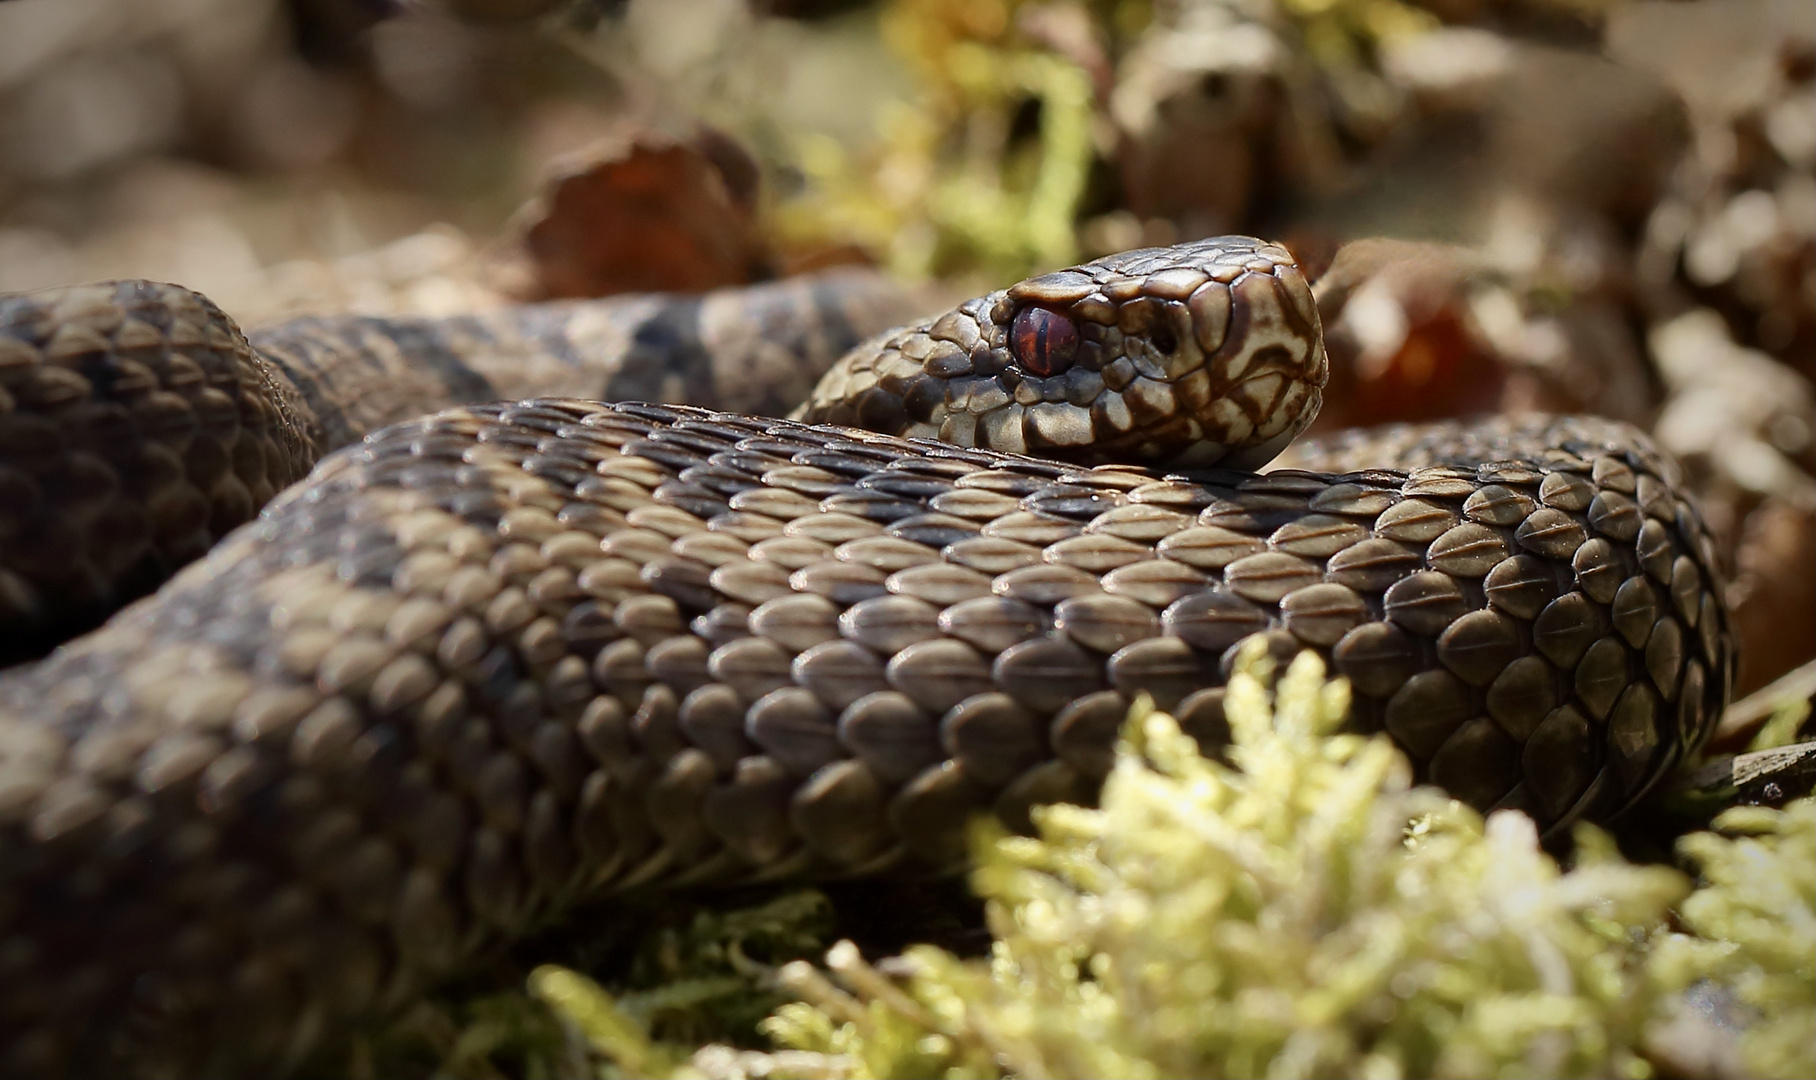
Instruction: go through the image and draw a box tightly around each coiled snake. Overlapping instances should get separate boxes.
[0,238,1733,1076]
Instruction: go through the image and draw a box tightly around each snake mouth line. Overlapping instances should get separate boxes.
[798,236,1329,469]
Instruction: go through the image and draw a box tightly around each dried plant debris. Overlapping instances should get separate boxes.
[1612,0,1816,374]
[1310,239,1551,432]
[1650,309,1816,509]
[1648,306,1816,693]
[496,128,774,300]
[503,647,1813,1080]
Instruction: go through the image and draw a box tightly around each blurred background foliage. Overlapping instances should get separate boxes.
[1,0,1810,712]
[0,0,1805,322]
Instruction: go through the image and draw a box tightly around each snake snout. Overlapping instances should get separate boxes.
[798,235,1329,470]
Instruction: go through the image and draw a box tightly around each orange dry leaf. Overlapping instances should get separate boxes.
[504,127,769,300]
[1308,238,1506,435]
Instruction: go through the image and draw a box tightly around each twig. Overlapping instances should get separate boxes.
[1667,739,1816,815]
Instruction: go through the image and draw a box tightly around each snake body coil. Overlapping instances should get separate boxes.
[0,239,1732,1076]
[0,272,912,661]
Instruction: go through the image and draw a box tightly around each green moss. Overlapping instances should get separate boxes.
[505,644,1813,1080]
[362,892,835,1078]
[1647,800,1815,1079]
[777,0,1101,283]
[758,646,1690,1079]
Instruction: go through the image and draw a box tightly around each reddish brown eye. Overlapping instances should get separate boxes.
[1009,306,1080,377]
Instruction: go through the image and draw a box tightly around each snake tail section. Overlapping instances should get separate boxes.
[0,271,920,661]
[0,400,1730,1076]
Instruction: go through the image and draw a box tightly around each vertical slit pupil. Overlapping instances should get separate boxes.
[1010,306,1080,377]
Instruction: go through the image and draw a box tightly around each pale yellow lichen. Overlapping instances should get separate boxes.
[759,644,1690,1079]
[515,645,1814,1080]
[1646,799,1816,1080]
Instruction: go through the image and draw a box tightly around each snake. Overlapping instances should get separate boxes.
[0,237,1733,1076]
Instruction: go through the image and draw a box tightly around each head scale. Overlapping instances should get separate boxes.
[798,236,1327,470]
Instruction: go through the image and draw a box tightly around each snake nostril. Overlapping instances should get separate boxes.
[1151,325,1177,355]
[1010,306,1080,378]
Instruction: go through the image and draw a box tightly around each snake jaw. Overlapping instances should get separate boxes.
[799,235,1328,470]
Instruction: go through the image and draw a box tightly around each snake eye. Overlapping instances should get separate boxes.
[1009,306,1079,377]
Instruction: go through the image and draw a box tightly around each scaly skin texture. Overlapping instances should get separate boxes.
[0,271,919,661]
[0,240,1733,1076]
[799,237,1325,468]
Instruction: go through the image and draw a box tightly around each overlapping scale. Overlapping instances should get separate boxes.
[0,402,1731,1075]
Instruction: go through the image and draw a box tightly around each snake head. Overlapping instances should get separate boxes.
[799,236,1328,469]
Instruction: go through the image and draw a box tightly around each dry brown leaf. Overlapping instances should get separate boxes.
[1309,235,1663,436]
[499,127,769,300]
[1728,497,1816,698]
[1308,239,1507,434]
